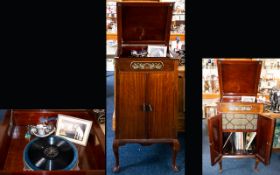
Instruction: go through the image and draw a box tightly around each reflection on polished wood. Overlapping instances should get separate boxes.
[0,109,105,175]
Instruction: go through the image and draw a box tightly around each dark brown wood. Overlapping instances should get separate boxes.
[218,102,263,114]
[218,160,222,173]
[208,60,276,172]
[117,2,174,52]
[0,109,105,174]
[208,114,222,166]
[147,72,177,139]
[112,140,120,173]
[255,115,275,165]
[177,68,185,132]
[254,158,260,172]
[115,58,175,71]
[0,110,13,170]
[114,1,179,172]
[217,60,262,98]
[171,139,180,172]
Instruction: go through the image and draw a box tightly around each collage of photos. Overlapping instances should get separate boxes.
[1,1,280,175]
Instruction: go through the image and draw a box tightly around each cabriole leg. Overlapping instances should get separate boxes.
[113,139,120,173]
[171,139,180,172]
[218,160,222,173]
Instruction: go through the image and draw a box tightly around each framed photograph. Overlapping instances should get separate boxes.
[55,114,93,146]
[241,96,256,103]
[147,45,167,57]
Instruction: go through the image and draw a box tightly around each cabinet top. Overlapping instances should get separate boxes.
[116,2,174,46]
[217,60,262,98]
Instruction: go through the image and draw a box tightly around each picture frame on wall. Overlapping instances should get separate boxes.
[55,114,93,146]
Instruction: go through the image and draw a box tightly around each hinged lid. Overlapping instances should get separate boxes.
[116,2,174,47]
[217,60,262,98]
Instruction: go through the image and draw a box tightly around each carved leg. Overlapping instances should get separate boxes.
[171,139,180,172]
[254,158,260,172]
[113,140,120,173]
[218,160,222,174]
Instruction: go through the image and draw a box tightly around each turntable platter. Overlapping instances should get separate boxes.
[23,136,78,170]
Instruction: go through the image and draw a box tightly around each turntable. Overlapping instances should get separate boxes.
[0,109,105,174]
[23,136,78,171]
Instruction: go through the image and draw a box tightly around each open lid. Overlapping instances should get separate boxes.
[117,2,174,46]
[217,60,262,98]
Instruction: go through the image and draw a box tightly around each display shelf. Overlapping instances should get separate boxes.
[106,33,185,41]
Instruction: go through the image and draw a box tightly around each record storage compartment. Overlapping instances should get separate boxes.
[0,109,105,175]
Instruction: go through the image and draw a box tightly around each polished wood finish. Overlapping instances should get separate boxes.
[218,102,264,114]
[0,110,12,170]
[0,109,105,175]
[114,59,179,171]
[255,115,275,165]
[217,60,262,98]
[208,60,276,172]
[114,2,180,172]
[116,2,173,55]
[208,114,222,165]
[177,67,185,132]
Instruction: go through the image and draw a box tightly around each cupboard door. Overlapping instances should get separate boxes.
[116,72,147,139]
[146,72,177,139]
[256,115,275,165]
[208,114,222,166]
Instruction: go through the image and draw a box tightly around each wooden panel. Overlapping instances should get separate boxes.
[218,102,264,114]
[256,115,275,165]
[208,114,222,166]
[177,69,185,132]
[217,60,262,97]
[147,72,177,138]
[115,58,175,71]
[117,2,173,46]
[0,111,12,170]
[116,72,147,139]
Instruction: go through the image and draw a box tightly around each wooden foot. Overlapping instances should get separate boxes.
[254,159,260,172]
[113,140,120,173]
[218,160,222,173]
[171,139,180,172]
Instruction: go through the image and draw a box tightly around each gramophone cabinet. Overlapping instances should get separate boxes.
[208,60,276,173]
[113,1,180,172]
[0,109,105,175]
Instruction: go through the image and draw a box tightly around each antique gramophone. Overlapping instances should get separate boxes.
[208,60,276,173]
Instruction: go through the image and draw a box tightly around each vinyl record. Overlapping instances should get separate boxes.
[23,136,78,170]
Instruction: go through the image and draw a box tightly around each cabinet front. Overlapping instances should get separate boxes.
[116,72,147,139]
[208,114,222,165]
[146,72,177,139]
[256,115,275,165]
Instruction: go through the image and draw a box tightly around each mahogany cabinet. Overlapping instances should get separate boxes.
[177,66,185,132]
[208,60,276,173]
[113,1,180,172]
[0,109,105,175]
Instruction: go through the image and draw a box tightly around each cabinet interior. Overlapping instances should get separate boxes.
[119,46,148,57]
[222,132,257,155]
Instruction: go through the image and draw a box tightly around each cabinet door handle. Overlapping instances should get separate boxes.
[147,104,153,112]
[143,103,147,112]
